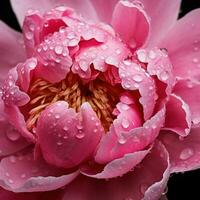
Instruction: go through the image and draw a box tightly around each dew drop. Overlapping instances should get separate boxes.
[76,131,85,139]
[122,118,130,128]
[55,114,60,119]
[55,46,63,55]
[133,74,143,82]
[121,104,130,111]
[25,31,33,40]
[180,148,194,160]
[101,44,108,50]
[8,179,14,184]
[193,58,199,64]
[63,126,68,131]
[118,136,127,144]
[21,173,26,178]
[115,49,121,54]
[57,141,63,146]
[160,71,169,81]
[137,50,147,63]
[6,129,20,141]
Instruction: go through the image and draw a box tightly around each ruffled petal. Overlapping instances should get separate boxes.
[140,0,181,47]
[0,99,29,157]
[81,147,150,179]
[37,101,103,169]
[95,108,165,164]
[159,9,200,80]
[0,21,25,85]
[119,60,157,120]
[173,79,200,126]
[111,0,150,49]
[160,127,200,173]
[62,141,170,200]
[0,150,79,192]
[11,0,98,27]
[163,94,191,137]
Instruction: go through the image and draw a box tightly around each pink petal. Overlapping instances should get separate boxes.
[90,0,118,23]
[111,0,150,49]
[159,9,200,80]
[139,48,176,96]
[62,141,170,200]
[81,147,150,179]
[0,188,63,200]
[37,101,103,169]
[119,60,157,120]
[0,21,25,85]
[95,108,165,164]
[173,79,200,126]
[11,0,98,27]
[0,99,29,157]
[160,127,200,173]
[163,94,191,137]
[0,150,79,192]
[140,0,181,47]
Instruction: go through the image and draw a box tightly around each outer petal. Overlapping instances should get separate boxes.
[81,147,150,179]
[37,101,103,169]
[160,128,200,173]
[11,0,98,27]
[163,94,191,137]
[62,141,170,200]
[0,21,25,85]
[111,0,150,49]
[0,99,29,157]
[140,0,181,47]
[0,150,79,192]
[159,9,200,80]
[0,188,63,200]
[95,108,165,164]
[173,79,200,126]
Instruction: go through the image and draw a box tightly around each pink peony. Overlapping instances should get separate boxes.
[0,0,199,199]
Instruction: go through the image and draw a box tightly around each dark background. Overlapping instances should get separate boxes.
[0,0,200,200]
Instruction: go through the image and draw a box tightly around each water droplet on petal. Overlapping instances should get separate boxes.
[122,118,130,128]
[121,104,130,111]
[25,31,33,40]
[76,131,85,139]
[160,71,169,81]
[180,148,194,160]
[6,129,20,141]
[9,156,16,163]
[133,74,143,82]
[57,141,63,146]
[55,46,63,55]
[21,173,26,178]
[118,136,127,144]
[193,58,199,64]
[8,179,14,184]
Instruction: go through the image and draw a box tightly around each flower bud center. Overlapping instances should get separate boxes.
[26,73,121,132]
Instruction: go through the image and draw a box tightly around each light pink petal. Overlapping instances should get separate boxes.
[163,94,191,137]
[160,127,200,173]
[173,79,200,126]
[0,150,79,192]
[0,21,25,85]
[0,99,29,157]
[17,58,38,92]
[62,141,170,200]
[159,9,200,80]
[137,48,176,96]
[81,147,150,179]
[140,0,181,47]
[95,108,165,164]
[111,0,150,49]
[11,0,98,27]
[119,60,157,120]
[90,0,118,23]
[0,187,63,200]
[37,101,103,169]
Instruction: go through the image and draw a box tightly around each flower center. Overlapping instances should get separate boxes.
[26,73,121,132]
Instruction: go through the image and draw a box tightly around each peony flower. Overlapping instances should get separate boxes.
[0,0,199,199]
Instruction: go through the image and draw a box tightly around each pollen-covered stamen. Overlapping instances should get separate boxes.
[26,74,120,132]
